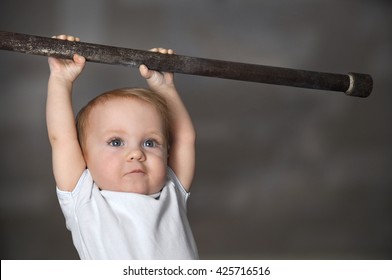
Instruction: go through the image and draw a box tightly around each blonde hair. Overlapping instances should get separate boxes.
[76,87,170,152]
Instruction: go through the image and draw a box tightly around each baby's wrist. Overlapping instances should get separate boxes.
[48,75,75,94]
[49,74,74,87]
[150,83,176,93]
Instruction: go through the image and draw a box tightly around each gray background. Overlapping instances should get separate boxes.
[1,0,391,259]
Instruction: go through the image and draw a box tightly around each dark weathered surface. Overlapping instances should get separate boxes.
[0,31,372,97]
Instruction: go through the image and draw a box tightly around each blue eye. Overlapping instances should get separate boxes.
[143,139,157,148]
[108,138,124,147]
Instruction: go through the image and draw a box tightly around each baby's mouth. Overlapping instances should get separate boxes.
[124,169,145,176]
[131,169,144,174]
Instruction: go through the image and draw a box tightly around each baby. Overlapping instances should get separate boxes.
[46,35,198,259]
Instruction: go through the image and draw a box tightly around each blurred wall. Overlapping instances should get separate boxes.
[0,0,391,259]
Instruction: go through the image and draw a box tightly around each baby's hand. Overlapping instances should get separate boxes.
[139,48,175,91]
[48,35,86,83]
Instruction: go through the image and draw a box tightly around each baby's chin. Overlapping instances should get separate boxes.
[98,183,163,195]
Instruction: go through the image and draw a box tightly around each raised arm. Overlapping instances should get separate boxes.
[46,35,86,191]
[139,48,196,191]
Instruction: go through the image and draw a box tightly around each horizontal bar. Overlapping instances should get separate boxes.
[0,31,372,97]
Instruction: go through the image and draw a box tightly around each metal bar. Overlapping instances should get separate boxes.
[0,31,372,97]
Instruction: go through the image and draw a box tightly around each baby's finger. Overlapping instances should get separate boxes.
[139,64,154,79]
[52,35,80,42]
[52,34,67,40]
[158,48,168,54]
[149,48,175,54]
[67,35,80,41]
[73,54,86,64]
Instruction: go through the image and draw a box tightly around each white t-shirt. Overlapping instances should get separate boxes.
[56,167,199,260]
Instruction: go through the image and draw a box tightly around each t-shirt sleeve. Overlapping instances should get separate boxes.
[167,167,191,204]
[56,169,93,230]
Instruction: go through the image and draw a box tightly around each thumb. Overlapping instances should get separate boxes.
[139,64,154,79]
[73,54,86,65]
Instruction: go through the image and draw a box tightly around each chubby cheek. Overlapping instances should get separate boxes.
[148,150,168,186]
[85,151,121,187]
[152,164,168,192]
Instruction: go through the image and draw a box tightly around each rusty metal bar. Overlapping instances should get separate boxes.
[0,31,372,97]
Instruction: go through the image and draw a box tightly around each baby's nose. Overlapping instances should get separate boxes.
[128,148,146,161]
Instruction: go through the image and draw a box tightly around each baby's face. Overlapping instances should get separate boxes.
[83,98,168,195]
